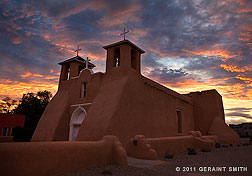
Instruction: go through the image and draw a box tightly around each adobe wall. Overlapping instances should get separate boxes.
[126,133,216,159]
[187,90,225,135]
[0,136,127,176]
[77,69,195,146]
[188,90,240,144]
[76,71,129,142]
[32,70,104,141]
[208,117,240,144]
[59,70,104,105]
[32,90,70,141]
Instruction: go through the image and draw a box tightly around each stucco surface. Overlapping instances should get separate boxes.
[126,135,158,160]
[32,39,239,147]
[188,90,225,135]
[208,117,240,144]
[0,135,127,176]
[32,90,70,141]
[125,133,217,159]
[77,69,195,146]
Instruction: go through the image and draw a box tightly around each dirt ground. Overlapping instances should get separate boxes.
[63,145,252,176]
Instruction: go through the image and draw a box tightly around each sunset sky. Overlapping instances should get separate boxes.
[0,0,251,124]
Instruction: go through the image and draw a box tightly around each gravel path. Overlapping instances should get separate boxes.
[63,145,252,176]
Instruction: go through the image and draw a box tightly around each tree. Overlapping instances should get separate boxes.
[0,97,19,113]
[12,90,52,141]
[14,91,52,129]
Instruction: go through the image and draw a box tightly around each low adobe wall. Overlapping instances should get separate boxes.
[126,135,158,160]
[146,136,194,155]
[126,132,217,159]
[0,135,127,176]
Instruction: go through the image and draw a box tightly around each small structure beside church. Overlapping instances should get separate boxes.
[0,114,25,142]
[32,37,239,147]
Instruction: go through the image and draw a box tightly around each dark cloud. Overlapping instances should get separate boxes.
[226,112,252,120]
[60,9,102,43]
[226,108,252,112]
[135,0,252,93]
[226,107,252,120]
[149,67,190,85]
[0,0,251,102]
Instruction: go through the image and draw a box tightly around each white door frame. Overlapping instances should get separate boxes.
[69,106,86,141]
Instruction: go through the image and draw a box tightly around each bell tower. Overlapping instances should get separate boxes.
[103,40,145,73]
[58,56,95,81]
[58,45,96,83]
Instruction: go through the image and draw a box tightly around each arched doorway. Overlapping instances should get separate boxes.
[69,106,86,141]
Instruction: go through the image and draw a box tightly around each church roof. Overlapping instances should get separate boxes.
[103,40,145,54]
[58,56,96,68]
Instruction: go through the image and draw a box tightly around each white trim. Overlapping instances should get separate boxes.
[71,69,94,80]
[69,106,86,141]
[70,103,92,107]
[80,68,94,75]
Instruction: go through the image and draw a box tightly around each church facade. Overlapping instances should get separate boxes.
[32,40,239,146]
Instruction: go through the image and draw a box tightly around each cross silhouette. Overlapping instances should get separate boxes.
[75,45,81,56]
[120,28,129,40]
[85,57,90,69]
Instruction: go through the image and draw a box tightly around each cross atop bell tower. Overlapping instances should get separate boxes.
[75,45,81,56]
[120,28,129,40]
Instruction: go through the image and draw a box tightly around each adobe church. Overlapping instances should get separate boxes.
[32,38,239,146]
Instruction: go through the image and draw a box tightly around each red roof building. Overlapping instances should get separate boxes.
[0,114,25,136]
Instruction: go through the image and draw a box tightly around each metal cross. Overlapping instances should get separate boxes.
[75,45,81,56]
[85,57,90,69]
[120,28,129,40]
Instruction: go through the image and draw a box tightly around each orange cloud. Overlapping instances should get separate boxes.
[12,37,22,44]
[42,34,51,41]
[98,5,142,27]
[39,30,78,57]
[86,53,103,60]
[33,74,44,77]
[44,76,59,80]
[238,25,252,42]
[182,48,236,60]
[237,8,252,13]
[236,0,246,6]
[0,79,58,99]
[216,84,252,100]
[161,78,212,94]
[21,72,44,78]
[20,72,32,78]
[220,64,252,72]
[236,75,252,86]
[174,78,205,87]
[208,19,223,23]
[159,75,252,100]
